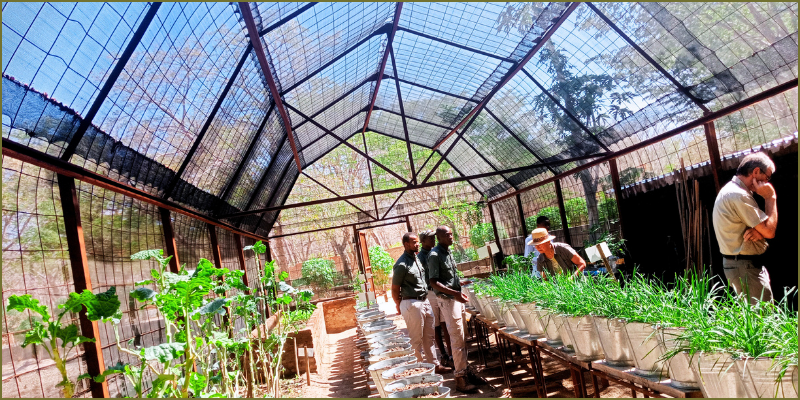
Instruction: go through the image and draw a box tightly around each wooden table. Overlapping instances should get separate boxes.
[589,361,703,398]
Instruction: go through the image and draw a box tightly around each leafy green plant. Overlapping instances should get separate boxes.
[301,258,336,298]
[6,287,121,398]
[468,222,496,247]
[368,246,394,290]
[583,229,627,258]
[535,207,562,230]
[502,254,534,275]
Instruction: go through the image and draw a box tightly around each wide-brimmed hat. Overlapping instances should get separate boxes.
[527,228,555,246]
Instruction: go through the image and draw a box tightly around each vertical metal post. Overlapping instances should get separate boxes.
[703,121,723,193]
[207,224,223,268]
[234,234,250,289]
[516,193,527,237]
[488,202,503,257]
[405,216,412,232]
[554,179,572,246]
[265,240,273,263]
[159,207,181,273]
[56,174,109,398]
[608,159,626,239]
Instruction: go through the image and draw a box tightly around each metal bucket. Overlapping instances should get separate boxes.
[564,315,605,362]
[655,326,698,389]
[535,308,563,346]
[625,321,668,378]
[735,357,799,398]
[488,298,507,326]
[507,303,527,333]
[514,303,544,338]
[466,288,481,313]
[388,386,450,398]
[690,352,748,398]
[363,323,396,337]
[381,363,436,397]
[383,373,444,393]
[368,346,415,365]
[358,316,387,329]
[500,301,519,329]
[367,356,418,398]
[476,296,496,320]
[551,314,574,353]
[370,343,413,357]
[375,337,412,348]
[593,316,634,367]
[357,305,381,313]
[367,331,404,345]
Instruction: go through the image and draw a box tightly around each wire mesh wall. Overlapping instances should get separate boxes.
[2,158,92,398]
[518,182,568,243]
[557,164,620,248]
[490,197,523,256]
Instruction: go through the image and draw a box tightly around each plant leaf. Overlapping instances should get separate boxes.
[86,287,121,321]
[22,323,49,347]
[194,298,229,316]
[7,294,51,321]
[277,294,293,305]
[130,249,164,260]
[143,342,186,363]
[135,279,154,286]
[278,271,289,281]
[92,361,126,382]
[130,288,156,302]
[188,372,206,395]
[278,281,296,294]
[298,290,314,302]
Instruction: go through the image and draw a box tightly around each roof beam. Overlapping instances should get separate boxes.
[301,172,378,220]
[61,2,161,161]
[521,68,611,153]
[488,78,798,204]
[269,207,443,239]
[241,148,296,229]
[220,152,606,218]
[396,26,515,64]
[388,75,476,103]
[283,102,410,185]
[239,134,289,214]
[258,2,318,36]
[164,43,252,198]
[421,2,579,184]
[239,2,303,172]
[388,44,416,185]
[483,107,558,175]
[586,2,709,112]
[252,166,301,234]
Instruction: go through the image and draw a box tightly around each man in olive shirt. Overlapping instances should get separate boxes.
[418,230,453,368]
[428,226,477,393]
[391,232,451,374]
[712,152,777,304]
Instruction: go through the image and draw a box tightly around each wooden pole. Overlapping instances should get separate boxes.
[304,346,311,386]
[703,121,723,193]
[208,223,223,268]
[405,215,412,232]
[159,207,181,273]
[488,202,503,258]
[234,234,250,289]
[554,179,572,246]
[516,193,527,237]
[293,337,300,378]
[608,159,626,239]
[56,174,109,398]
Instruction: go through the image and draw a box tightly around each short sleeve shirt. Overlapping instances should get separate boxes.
[712,177,769,255]
[427,244,460,298]
[536,242,579,275]
[417,247,433,291]
[391,251,428,298]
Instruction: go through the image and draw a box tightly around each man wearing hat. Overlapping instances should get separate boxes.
[530,227,587,278]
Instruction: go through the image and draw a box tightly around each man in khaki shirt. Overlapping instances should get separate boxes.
[712,152,778,303]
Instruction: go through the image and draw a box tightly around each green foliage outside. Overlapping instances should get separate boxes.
[368,246,394,289]
[468,222,496,247]
[301,258,337,297]
[532,207,563,230]
[502,254,535,275]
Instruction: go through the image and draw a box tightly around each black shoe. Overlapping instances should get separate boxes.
[441,356,454,368]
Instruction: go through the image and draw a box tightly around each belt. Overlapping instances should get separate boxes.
[722,254,762,261]
[401,295,427,301]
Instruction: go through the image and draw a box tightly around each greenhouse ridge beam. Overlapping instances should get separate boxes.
[389,44,416,184]
[221,153,606,217]
[283,102,411,185]
[221,103,275,202]
[239,2,303,172]
[302,172,378,220]
[269,207,444,239]
[61,2,161,161]
[488,79,799,204]
[421,2,580,183]
[164,45,252,198]
[522,68,611,153]
[586,2,709,111]
[258,2,318,36]
[2,138,271,243]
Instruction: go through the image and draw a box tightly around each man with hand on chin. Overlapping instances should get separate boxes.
[427,226,477,393]
[531,228,587,279]
[712,152,778,304]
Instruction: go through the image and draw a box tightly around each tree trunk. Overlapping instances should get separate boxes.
[576,167,600,243]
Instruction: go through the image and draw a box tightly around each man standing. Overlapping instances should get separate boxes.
[530,228,587,279]
[712,152,777,303]
[391,232,452,374]
[428,226,477,393]
[417,230,454,368]
[524,216,552,278]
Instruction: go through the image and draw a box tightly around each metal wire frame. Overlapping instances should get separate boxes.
[219,103,275,202]
[257,2,318,36]
[301,172,378,220]
[60,3,162,162]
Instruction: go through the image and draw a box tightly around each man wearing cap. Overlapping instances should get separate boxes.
[530,227,587,279]
[712,151,777,304]
[391,232,452,374]
[417,230,454,368]
[427,226,477,393]
[524,216,552,278]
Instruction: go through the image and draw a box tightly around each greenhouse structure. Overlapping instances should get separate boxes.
[1,2,798,398]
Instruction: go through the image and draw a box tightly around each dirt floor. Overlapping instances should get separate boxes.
[294,296,633,398]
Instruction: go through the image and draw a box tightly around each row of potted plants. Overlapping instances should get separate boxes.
[464,270,797,398]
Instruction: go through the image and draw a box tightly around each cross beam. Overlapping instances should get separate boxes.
[301,172,378,220]
[239,2,303,172]
[421,2,580,184]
